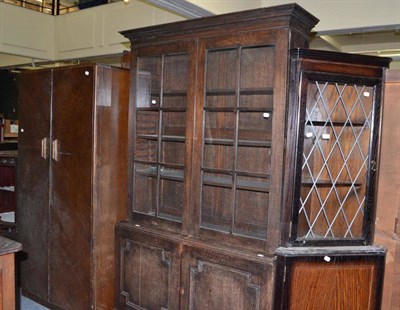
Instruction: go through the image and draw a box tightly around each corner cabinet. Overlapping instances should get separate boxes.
[116,4,390,310]
[17,65,129,310]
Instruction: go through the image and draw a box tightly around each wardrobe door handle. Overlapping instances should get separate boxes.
[41,137,49,159]
[52,139,59,161]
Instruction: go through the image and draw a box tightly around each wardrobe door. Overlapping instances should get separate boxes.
[17,69,52,302]
[49,66,93,309]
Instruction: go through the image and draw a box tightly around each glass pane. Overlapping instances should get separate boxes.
[237,146,270,174]
[204,111,235,140]
[299,81,374,240]
[163,54,188,93]
[159,168,184,222]
[206,49,237,92]
[240,46,275,89]
[201,172,233,232]
[161,141,185,166]
[137,110,159,135]
[163,54,188,109]
[162,112,186,137]
[135,138,157,163]
[133,163,157,215]
[137,57,161,108]
[239,94,273,109]
[203,144,234,170]
[238,112,271,142]
[234,182,269,239]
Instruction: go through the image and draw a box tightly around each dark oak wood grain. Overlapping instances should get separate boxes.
[17,65,129,310]
[117,4,390,310]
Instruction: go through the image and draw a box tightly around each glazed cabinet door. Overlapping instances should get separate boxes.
[287,50,388,245]
[17,69,52,302]
[195,30,289,249]
[49,66,94,309]
[129,41,196,230]
[181,245,274,310]
[115,224,181,309]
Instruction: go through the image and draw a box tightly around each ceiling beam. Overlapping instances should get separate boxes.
[319,35,342,52]
[140,0,214,18]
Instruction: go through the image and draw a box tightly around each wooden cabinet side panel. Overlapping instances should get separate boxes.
[92,67,129,309]
[17,70,52,301]
[376,69,400,310]
[49,66,94,309]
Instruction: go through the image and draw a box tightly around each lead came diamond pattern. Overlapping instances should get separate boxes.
[299,81,374,240]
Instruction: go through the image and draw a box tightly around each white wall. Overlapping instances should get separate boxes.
[54,0,185,60]
[1,0,399,64]
[188,0,400,33]
[0,3,55,61]
[0,0,184,64]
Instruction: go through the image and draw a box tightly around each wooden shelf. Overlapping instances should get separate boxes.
[301,180,362,188]
[137,134,185,142]
[306,120,367,127]
[163,90,187,97]
[137,107,186,112]
[203,174,270,192]
[204,138,271,147]
[204,107,273,113]
[205,87,273,96]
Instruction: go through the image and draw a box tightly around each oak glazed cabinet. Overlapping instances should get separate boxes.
[115,4,390,310]
[17,64,129,310]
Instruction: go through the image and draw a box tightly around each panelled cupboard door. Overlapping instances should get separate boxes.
[274,250,386,310]
[115,226,181,309]
[49,66,94,308]
[115,223,274,310]
[180,245,274,310]
[17,69,52,302]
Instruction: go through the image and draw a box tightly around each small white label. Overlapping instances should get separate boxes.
[322,133,330,140]
[85,71,90,76]
[363,91,370,97]
[324,256,331,262]
[10,124,19,133]
[134,224,140,227]
[257,254,264,258]
[305,132,313,138]
[151,99,157,105]
[263,112,270,119]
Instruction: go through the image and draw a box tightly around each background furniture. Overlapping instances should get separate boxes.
[115,4,390,309]
[0,151,16,215]
[375,69,400,310]
[17,64,129,309]
[0,236,21,310]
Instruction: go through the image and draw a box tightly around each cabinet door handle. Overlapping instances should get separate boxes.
[41,137,49,159]
[370,160,377,172]
[52,139,59,162]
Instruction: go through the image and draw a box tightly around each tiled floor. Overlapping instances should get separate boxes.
[20,294,49,310]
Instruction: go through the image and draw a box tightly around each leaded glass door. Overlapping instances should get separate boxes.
[292,72,383,245]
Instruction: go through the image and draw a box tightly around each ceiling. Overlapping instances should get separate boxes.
[1,0,399,70]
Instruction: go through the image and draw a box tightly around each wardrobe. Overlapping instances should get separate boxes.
[17,64,129,309]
